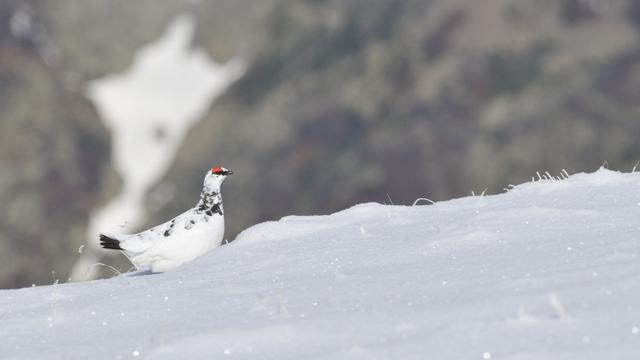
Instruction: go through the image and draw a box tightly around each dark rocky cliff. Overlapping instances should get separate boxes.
[0,1,112,287]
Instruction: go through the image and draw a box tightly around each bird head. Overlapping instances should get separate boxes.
[203,166,233,192]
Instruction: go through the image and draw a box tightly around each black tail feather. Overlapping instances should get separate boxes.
[100,234,123,250]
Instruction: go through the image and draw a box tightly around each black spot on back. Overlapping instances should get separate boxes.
[164,220,176,237]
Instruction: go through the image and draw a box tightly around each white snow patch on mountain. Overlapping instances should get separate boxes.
[4,169,640,359]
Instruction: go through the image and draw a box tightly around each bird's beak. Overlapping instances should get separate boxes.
[226,170,234,175]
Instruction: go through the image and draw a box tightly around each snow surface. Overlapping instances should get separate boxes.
[3,169,640,359]
[70,14,244,281]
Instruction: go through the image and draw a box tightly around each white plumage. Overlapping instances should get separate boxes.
[100,166,233,272]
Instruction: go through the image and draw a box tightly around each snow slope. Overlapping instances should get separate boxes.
[2,169,640,359]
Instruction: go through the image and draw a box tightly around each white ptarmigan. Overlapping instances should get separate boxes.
[99,166,233,272]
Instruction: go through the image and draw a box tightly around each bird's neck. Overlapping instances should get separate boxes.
[196,188,223,215]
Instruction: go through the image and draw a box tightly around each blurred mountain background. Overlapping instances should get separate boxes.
[1,0,640,288]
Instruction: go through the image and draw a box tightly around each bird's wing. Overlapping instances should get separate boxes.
[118,209,196,253]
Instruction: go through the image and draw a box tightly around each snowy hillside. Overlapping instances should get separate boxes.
[2,169,640,359]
